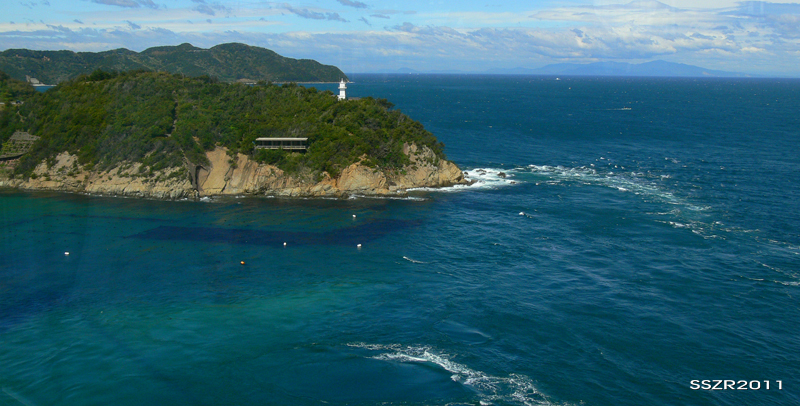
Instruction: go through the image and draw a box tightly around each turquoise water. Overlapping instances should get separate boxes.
[2,75,800,405]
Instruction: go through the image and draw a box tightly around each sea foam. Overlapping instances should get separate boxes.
[409,167,520,193]
[347,343,569,406]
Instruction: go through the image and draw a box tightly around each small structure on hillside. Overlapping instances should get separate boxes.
[0,131,40,160]
[338,79,347,101]
[254,137,308,151]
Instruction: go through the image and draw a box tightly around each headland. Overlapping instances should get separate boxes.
[0,67,467,199]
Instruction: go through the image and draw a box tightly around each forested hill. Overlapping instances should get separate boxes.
[0,70,445,179]
[0,71,36,104]
[0,43,347,85]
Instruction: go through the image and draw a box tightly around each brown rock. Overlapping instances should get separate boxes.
[1,143,468,199]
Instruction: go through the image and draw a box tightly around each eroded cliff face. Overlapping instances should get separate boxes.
[0,143,466,199]
[0,152,195,199]
[389,143,465,189]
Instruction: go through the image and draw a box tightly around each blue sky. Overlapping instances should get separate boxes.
[3,0,800,76]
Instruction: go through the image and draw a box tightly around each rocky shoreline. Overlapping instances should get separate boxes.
[0,143,468,200]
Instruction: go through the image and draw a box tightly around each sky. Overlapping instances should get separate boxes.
[2,0,800,76]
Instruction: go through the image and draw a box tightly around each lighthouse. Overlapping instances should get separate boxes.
[338,79,347,101]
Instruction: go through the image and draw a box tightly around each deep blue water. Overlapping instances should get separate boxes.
[2,75,799,406]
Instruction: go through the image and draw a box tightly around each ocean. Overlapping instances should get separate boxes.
[1,75,799,406]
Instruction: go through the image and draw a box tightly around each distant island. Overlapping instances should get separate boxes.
[378,60,748,78]
[0,69,465,199]
[0,42,347,85]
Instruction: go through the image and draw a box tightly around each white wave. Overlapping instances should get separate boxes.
[372,352,429,363]
[760,239,800,255]
[524,164,685,207]
[523,164,750,242]
[410,167,520,193]
[347,343,566,406]
[403,256,428,264]
[652,220,721,239]
[776,281,800,286]
[348,194,428,201]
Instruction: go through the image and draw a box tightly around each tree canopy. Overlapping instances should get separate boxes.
[0,43,347,85]
[0,71,36,104]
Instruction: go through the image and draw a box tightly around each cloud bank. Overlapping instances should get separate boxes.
[91,0,159,9]
[2,0,799,75]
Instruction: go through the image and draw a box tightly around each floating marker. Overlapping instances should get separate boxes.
[240,261,245,265]
[519,212,524,216]
[283,242,287,246]
[353,214,356,218]
[64,252,70,256]
[357,244,362,248]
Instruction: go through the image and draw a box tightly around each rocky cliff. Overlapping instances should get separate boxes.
[0,143,466,199]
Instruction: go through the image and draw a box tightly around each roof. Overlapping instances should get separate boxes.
[254,137,308,141]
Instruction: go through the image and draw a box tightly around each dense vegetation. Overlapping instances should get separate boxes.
[0,43,347,85]
[0,70,445,179]
[0,71,36,104]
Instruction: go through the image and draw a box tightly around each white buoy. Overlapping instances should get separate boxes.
[353,214,356,218]
[64,252,70,256]
[283,242,287,246]
[357,244,362,248]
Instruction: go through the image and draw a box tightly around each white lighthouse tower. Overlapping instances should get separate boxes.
[338,79,347,101]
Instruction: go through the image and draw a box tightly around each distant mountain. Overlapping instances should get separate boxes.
[0,43,347,84]
[495,60,747,77]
